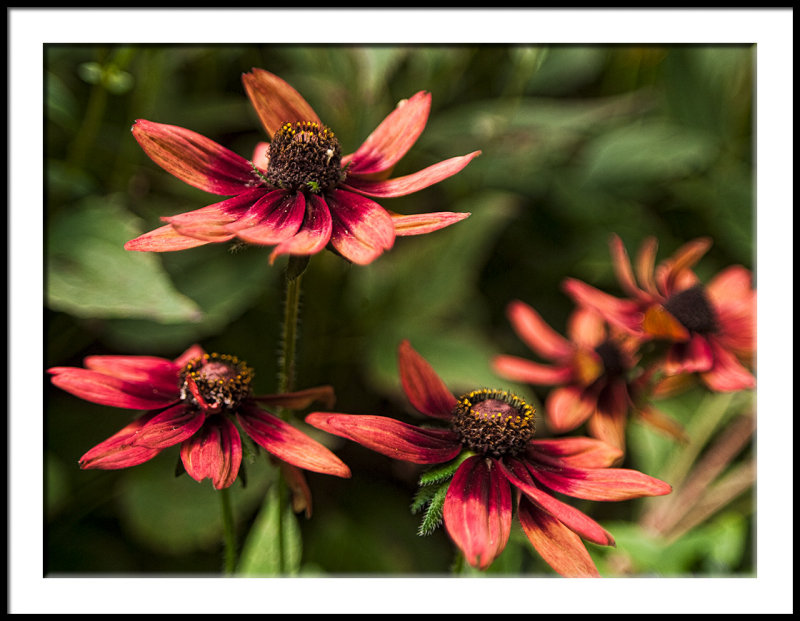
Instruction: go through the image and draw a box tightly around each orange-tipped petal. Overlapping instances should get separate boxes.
[635,236,660,297]
[642,305,690,341]
[397,340,458,419]
[242,68,321,138]
[124,223,213,252]
[529,437,624,469]
[390,211,471,237]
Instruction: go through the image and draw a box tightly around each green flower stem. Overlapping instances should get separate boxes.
[219,486,237,575]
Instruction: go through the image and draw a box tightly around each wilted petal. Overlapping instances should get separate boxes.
[518,500,600,577]
[346,91,431,177]
[230,190,306,245]
[343,152,481,199]
[506,300,574,360]
[79,412,161,470]
[443,456,512,570]
[49,367,179,410]
[132,119,258,195]
[133,403,205,449]
[529,462,672,501]
[701,339,756,392]
[545,386,596,432]
[529,436,624,469]
[397,340,457,419]
[180,418,242,490]
[83,355,179,395]
[238,405,351,477]
[497,458,615,546]
[124,223,212,252]
[242,68,322,139]
[304,412,461,464]
[390,211,471,237]
[326,189,395,265]
[268,193,333,263]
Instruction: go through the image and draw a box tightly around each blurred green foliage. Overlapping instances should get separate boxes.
[45,44,754,576]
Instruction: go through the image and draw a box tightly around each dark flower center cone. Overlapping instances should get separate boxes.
[663,284,719,334]
[266,121,344,193]
[452,389,536,458]
[179,353,253,413]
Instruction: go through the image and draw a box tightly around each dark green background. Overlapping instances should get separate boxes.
[45,44,755,576]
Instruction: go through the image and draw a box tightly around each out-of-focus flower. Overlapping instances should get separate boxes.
[49,345,350,492]
[125,68,480,265]
[492,301,685,453]
[564,234,756,392]
[306,340,671,576]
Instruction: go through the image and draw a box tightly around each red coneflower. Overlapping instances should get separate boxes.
[125,68,480,265]
[306,340,671,576]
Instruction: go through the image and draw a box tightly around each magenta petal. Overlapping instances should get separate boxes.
[327,189,395,265]
[165,189,266,241]
[344,152,481,198]
[83,355,179,395]
[518,500,600,577]
[180,418,242,490]
[173,344,207,368]
[79,412,161,470]
[133,404,205,449]
[497,458,615,546]
[268,193,333,263]
[49,368,180,410]
[304,413,461,464]
[346,91,431,176]
[132,119,259,195]
[443,456,512,570]
[390,211,471,237]
[238,405,351,477]
[398,340,457,419]
[529,437,624,469]
[230,190,306,245]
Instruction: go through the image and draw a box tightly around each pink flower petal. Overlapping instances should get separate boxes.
[610,233,645,299]
[665,334,714,374]
[397,340,457,419]
[634,236,660,297]
[132,404,205,449]
[327,189,395,265]
[529,462,672,501]
[701,339,756,392]
[443,456,512,570]
[346,91,431,177]
[132,119,259,195]
[268,193,333,263]
[545,386,596,433]
[180,417,242,490]
[124,223,213,252]
[238,405,351,477]
[252,141,270,171]
[242,68,322,139]
[493,355,574,386]
[518,500,601,577]
[343,152,481,198]
[79,412,162,470]
[497,458,615,546]
[659,237,713,295]
[230,190,306,245]
[49,368,180,410]
[566,307,607,350]
[390,211,471,237]
[563,278,644,335]
[164,189,266,241]
[506,300,574,360]
[529,436,624,469]
[304,412,461,464]
[82,355,179,395]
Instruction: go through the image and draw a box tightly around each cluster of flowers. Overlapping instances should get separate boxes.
[49,68,755,577]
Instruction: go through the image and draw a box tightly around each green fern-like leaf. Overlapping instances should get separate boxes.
[411,485,438,515]
[418,451,472,487]
[418,483,449,536]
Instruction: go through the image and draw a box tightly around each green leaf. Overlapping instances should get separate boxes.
[238,482,303,576]
[416,482,449,536]
[418,452,473,486]
[46,196,203,323]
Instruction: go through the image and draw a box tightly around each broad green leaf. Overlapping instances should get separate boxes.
[46,196,203,323]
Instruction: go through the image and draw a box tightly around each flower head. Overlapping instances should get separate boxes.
[125,68,480,265]
[306,340,671,576]
[563,234,756,392]
[49,344,350,492]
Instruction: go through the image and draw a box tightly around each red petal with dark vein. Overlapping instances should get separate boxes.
[180,417,242,490]
[230,190,306,245]
[132,119,258,195]
[164,189,266,241]
[442,456,512,570]
[242,68,322,139]
[124,223,213,252]
[79,411,161,470]
[528,461,672,501]
[49,368,180,410]
[343,152,481,198]
[83,355,179,395]
[133,404,205,449]
[238,406,351,477]
[390,211,471,237]
[268,193,333,263]
[529,437,624,469]
[398,340,457,419]
[518,500,600,577]
[497,458,615,546]
[327,189,395,265]
[346,91,431,177]
[304,413,461,465]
